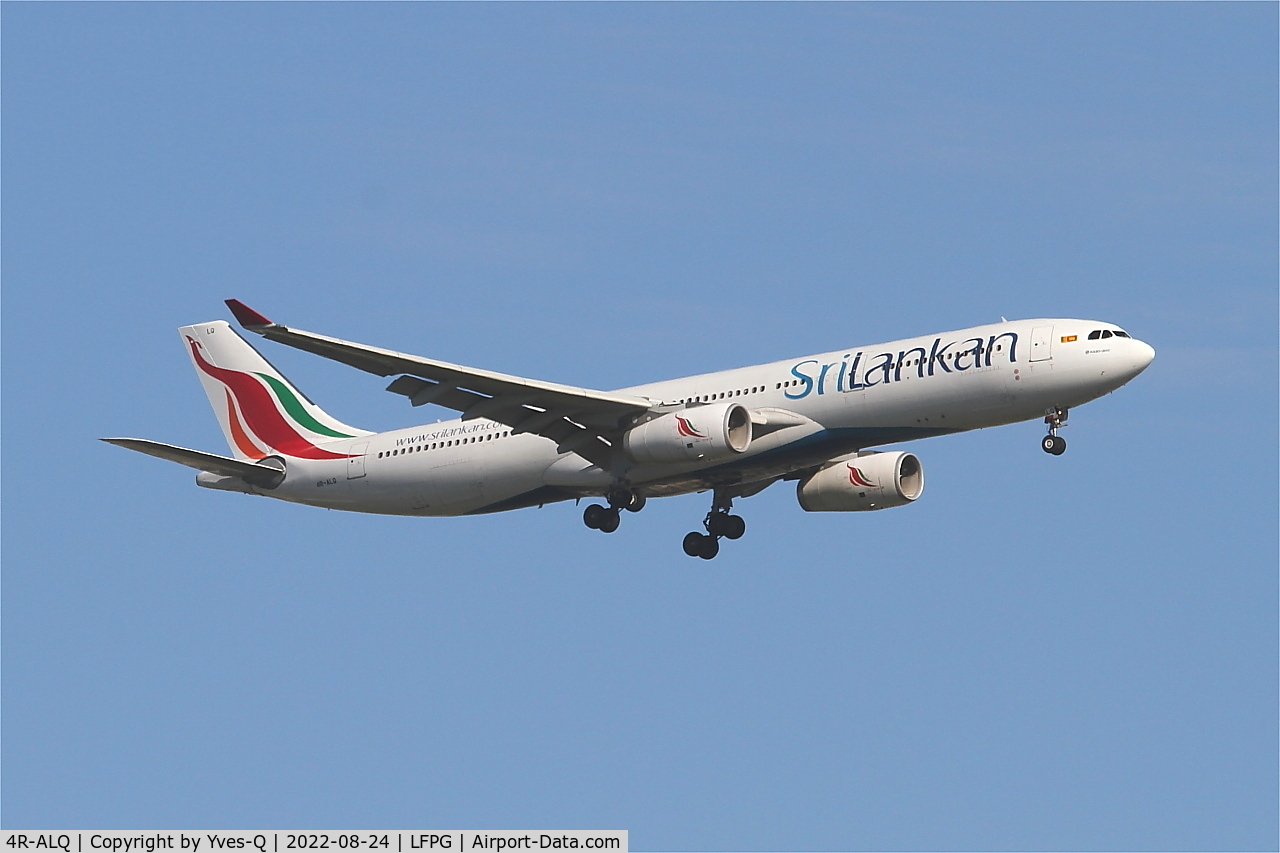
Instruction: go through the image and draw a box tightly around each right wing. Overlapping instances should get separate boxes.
[226,300,656,468]
[102,438,286,488]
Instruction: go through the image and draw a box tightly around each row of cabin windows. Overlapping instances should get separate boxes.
[377,430,511,458]
[1087,329,1129,340]
[679,386,766,405]
[896,344,1004,368]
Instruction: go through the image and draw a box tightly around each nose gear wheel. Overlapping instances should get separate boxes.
[1042,407,1068,455]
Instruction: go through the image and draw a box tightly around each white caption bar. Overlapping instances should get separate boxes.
[2,834,626,853]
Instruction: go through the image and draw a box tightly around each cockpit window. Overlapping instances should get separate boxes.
[1112,330,1129,338]
[1100,330,1113,339]
[1088,330,1101,340]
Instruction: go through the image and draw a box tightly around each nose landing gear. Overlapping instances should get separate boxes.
[1042,407,1067,455]
[682,490,746,559]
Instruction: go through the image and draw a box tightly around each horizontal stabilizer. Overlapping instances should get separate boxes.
[101,438,286,488]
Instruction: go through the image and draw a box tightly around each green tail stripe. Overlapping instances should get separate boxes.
[254,372,354,439]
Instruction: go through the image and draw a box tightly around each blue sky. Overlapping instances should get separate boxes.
[3,4,1276,849]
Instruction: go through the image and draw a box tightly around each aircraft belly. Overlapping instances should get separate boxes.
[440,439,561,516]
[543,453,612,489]
[406,455,482,514]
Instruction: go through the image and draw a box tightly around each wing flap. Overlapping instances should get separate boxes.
[102,438,286,488]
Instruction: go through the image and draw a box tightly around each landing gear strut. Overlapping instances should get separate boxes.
[609,488,646,513]
[1042,406,1067,455]
[682,490,747,559]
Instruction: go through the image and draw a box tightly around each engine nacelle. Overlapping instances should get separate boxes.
[622,402,753,464]
[797,451,924,512]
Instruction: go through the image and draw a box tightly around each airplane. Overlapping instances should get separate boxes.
[104,300,1155,559]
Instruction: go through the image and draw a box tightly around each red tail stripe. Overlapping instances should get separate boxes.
[187,337,350,460]
[225,390,267,459]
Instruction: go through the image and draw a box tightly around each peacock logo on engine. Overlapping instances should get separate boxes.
[675,415,706,439]
[847,464,877,488]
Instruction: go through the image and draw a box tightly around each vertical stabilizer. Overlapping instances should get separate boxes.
[180,321,371,461]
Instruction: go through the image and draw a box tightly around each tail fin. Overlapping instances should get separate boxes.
[180,321,371,461]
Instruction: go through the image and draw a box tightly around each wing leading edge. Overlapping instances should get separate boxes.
[225,300,654,468]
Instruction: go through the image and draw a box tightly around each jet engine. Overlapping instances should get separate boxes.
[622,402,753,464]
[796,451,924,512]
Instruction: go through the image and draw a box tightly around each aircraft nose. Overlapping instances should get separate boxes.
[1131,339,1156,374]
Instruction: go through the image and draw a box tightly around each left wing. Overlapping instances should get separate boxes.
[226,300,655,468]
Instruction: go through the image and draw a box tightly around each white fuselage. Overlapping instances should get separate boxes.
[255,319,1155,516]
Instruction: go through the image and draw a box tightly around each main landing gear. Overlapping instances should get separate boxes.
[682,491,746,560]
[583,503,620,533]
[1042,406,1067,455]
[582,488,646,534]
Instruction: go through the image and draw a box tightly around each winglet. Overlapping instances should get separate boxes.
[225,299,275,329]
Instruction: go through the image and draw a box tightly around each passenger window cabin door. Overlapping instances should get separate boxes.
[347,442,369,479]
[1030,325,1054,362]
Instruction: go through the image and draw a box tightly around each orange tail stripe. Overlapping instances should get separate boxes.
[225,390,267,460]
